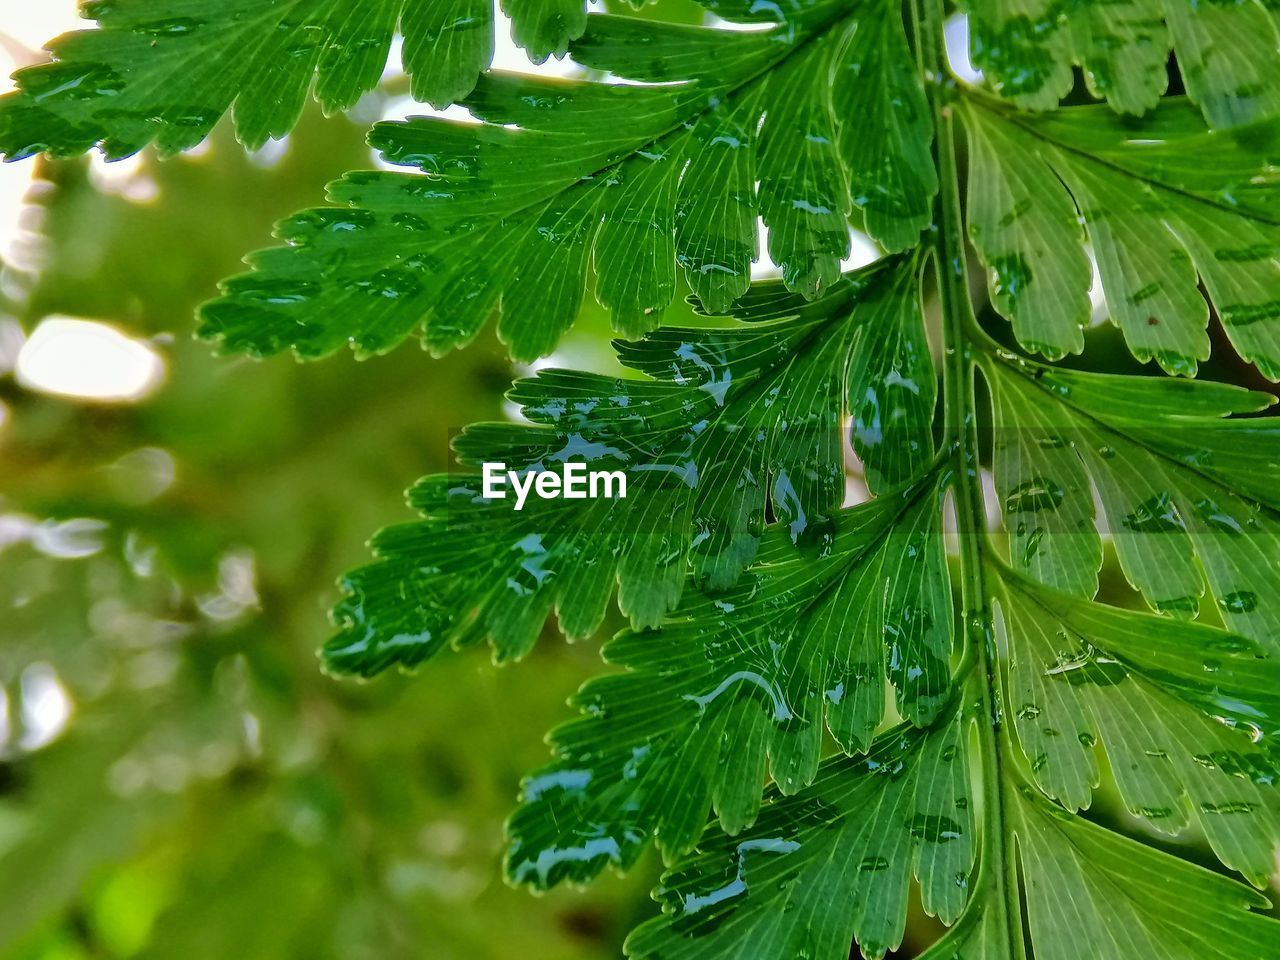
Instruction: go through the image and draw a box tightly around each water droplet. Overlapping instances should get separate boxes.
[906,813,962,843]
[1045,645,1127,686]
[1121,493,1182,534]
[991,253,1033,310]
[1193,498,1244,535]
[1218,590,1258,614]
[1004,477,1066,514]
[1199,801,1258,815]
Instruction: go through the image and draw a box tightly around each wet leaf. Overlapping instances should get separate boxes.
[8,1,1280,957]
[998,565,1280,882]
[984,349,1280,650]
[0,0,624,159]
[964,98,1280,379]
[1012,787,1280,959]
[324,257,937,675]
[964,0,1280,128]
[505,481,954,889]
[196,0,935,361]
[624,715,973,960]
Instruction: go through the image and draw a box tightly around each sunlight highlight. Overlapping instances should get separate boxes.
[16,317,165,402]
[18,662,73,752]
[0,0,82,56]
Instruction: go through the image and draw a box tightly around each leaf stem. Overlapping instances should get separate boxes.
[912,0,1025,954]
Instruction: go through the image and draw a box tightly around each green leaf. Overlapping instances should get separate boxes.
[0,0,624,159]
[984,347,1280,648]
[505,482,954,888]
[623,713,974,960]
[836,0,937,252]
[964,97,1280,378]
[323,257,936,676]
[963,0,1280,129]
[997,563,1280,883]
[1012,787,1280,959]
[964,100,1091,360]
[911,903,1012,960]
[197,0,936,361]
[628,750,1280,960]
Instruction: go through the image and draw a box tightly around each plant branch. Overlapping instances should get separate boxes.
[913,0,1024,954]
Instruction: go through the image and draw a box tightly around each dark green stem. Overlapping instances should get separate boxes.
[913,0,1024,954]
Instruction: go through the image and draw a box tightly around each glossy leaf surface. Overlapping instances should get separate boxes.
[998,565,1280,883]
[197,0,935,361]
[324,257,936,675]
[985,348,1280,646]
[506,484,954,889]
[963,0,1280,128]
[626,715,974,960]
[0,0,622,159]
[966,98,1280,378]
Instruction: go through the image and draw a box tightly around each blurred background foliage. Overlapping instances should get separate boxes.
[1,2,1276,959]
[0,11,676,953]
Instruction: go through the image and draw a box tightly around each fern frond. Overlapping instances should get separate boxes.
[997,563,1280,881]
[324,256,935,674]
[984,347,1280,643]
[966,97,1280,377]
[1011,787,1280,960]
[11,0,1280,956]
[963,0,1280,128]
[0,0,616,159]
[504,481,953,888]
[196,0,934,361]
[624,714,974,960]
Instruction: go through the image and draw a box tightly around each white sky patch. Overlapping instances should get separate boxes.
[842,228,881,271]
[751,218,782,280]
[754,221,881,280]
[381,96,478,127]
[382,34,406,83]
[377,0,582,126]
[16,317,166,403]
[703,14,775,33]
[0,0,82,60]
[944,14,983,86]
[491,4,582,78]
[1086,245,1108,326]
[248,136,291,170]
